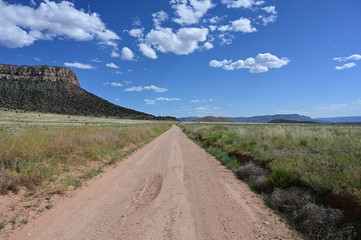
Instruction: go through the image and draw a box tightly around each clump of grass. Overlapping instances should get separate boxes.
[206,147,240,170]
[268,167,299,189]
[0,221,6,230]
[64,175,82,189]
[82,168,103,179]
[0,169,11,195]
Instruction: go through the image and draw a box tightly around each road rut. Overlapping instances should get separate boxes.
[8,125,299,240]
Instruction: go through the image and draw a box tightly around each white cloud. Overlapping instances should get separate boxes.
[0,0,120,48]
[115,71,123,75]
[333,54,361,62]
[218,33,234,45]
[259,15,277,26]
[106,62,120,69]
[262,6,277,15]
[335,62,356,70]
[145,99,157,105]
[103,82,123,87]
[121,47,135,61]
[34,57,41,61]
[209,59,232,67]
[194,106,223,115]
[139,43,158,59]
[124,86,143,92]
[124,85,168,92]
[222,0,264,9]
[145,97,181,105]
[203,42,214,49]
[207,16,224,24]
[209,53,290,73]
[209,25,217,31]
[217,17,256,33]
[115,98,121,102]
[146,27,209,55]
[191,98,217,103]
[111,51,120,58]
[171,0,215,25]
[64,62,93,69]
[128,28,144,38]
[91,58,102,63]
[155,97,181,101]
[259,6,278,26]
[152,10,168,27]
[230,17,257,33]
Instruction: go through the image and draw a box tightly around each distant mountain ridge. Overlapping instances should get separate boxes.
[180,114,361,123]
[192,116,234,122]
[0,64,175,120]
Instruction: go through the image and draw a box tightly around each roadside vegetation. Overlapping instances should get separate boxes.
[181,123,361,240]
[0,124,170,194]
[0,121,170,231]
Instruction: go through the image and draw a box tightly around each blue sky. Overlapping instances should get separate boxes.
[0,0,360,118]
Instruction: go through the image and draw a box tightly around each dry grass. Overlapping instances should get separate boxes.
[0,124,170,194]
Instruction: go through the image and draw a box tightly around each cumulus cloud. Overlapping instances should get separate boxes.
[333,54,361,62]
[335,63,356,70]
[64,62,93,69]
[221,0,264,9]
[152,10,168,27]
[103,82,123,87]
[259,15,277,26]
[106,62,120,69]
[145,27,209,55]
[262,6,277,14]
[111,51,120,58]
[139,43,158,59]
[203,42,214,49]
[124,85,168,92]
[171,0,215,25]
[209,53,290,73]
[218,17,256,33]
[128,28,144,38]
[258,6,278,25]
[145,97,181,105]
[231,17,257,32]
[121,47,135,60]
[0,0,119,48]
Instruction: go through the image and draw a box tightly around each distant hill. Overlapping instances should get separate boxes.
[268,119,318,124]
[230,114,313,123]
[314,116,361,123]
[179,117,198,122]
[193,116,235,122]
[0,64,176,121]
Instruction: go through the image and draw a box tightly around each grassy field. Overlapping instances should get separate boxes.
[181,123,361,199]
[181,123,361,239]
[0,110,173,230]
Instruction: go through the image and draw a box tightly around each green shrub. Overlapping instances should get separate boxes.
[268,167,299,189]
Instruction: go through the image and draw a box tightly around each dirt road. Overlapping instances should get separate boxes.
[8,125,299,240]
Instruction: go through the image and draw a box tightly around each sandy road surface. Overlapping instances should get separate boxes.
[8,125,299,240]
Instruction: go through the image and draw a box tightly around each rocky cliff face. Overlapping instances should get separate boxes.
[0,64,79,86]
[0,64,176,120]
